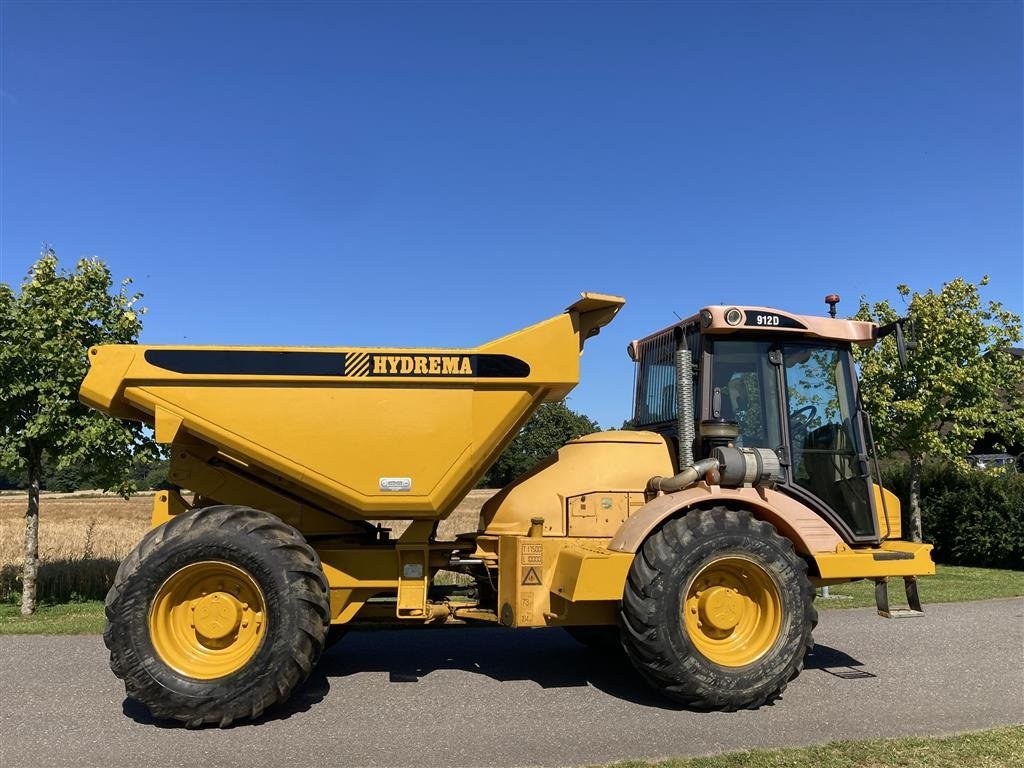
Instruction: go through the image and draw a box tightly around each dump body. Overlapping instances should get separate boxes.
[81,294,624,521]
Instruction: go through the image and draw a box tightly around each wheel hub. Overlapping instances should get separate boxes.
[193,592,243,642]
[698,586,742,631]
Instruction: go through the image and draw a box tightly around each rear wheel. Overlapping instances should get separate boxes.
[104,505,330,727]
[619,506,814,710]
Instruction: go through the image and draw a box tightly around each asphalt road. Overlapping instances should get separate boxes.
[2,598,1022,768]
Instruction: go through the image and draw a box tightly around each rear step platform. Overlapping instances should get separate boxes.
[875,576,924,618]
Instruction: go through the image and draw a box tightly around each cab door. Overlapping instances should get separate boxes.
[778,343,879,542]
[705,337,879,544]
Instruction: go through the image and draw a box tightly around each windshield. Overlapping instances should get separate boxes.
[782,343,876,537]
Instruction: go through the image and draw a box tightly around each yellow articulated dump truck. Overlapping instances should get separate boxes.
[80,293,934,726]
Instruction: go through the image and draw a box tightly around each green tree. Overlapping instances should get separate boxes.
[855,276,1024,541]
[0,250,156,614]
[132,454,172,490]
[481,402,599,488]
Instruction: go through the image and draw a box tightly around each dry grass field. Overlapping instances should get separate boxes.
[0,489,495,604]
[0,492,153,567]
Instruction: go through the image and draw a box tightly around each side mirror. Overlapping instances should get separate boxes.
[876,317,916,368]
[897,318,917,368]
[895,322,908,368]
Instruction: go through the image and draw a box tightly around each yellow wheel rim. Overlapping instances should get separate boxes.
[148,561,267,680]
[682,556,782,668]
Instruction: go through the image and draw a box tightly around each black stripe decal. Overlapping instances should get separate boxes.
[144,349,531,378]
[144,349,346,376]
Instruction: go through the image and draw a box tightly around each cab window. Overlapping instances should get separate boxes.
[708,340,782,450]
[633,326,699,427]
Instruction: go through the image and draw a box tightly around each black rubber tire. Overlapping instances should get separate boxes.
[619,506,815,710]
[104,505,330,727]
[564,625,623,654]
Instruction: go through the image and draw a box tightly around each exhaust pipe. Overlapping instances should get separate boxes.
[676,328,695,470]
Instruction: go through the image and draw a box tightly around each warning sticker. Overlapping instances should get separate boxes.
[521,542,543,566]
[521,566,542,586]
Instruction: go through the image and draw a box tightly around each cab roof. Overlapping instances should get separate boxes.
[630,305,877,354]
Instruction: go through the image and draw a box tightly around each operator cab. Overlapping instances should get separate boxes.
[629,301,884,545]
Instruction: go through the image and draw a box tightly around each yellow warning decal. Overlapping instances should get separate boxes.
[521,566,542,586]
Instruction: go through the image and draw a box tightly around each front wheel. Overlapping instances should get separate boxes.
[619,506,815,710]
[104,505,330,727]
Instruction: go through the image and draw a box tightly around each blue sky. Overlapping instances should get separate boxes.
[2,1,1021,428]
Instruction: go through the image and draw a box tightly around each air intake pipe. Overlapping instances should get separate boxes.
[648,457,719,494]
[647,448,783,494]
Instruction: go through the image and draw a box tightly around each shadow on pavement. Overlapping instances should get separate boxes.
[320,626,683,709]
[123,629,875,727]
[805,643,876,679]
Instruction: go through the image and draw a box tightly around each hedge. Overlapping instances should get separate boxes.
[881,461,1024,569]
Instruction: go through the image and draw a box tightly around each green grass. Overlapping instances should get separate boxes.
[603,727,1024,768]
[818,564,1024,610]
[0,600,105,635]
